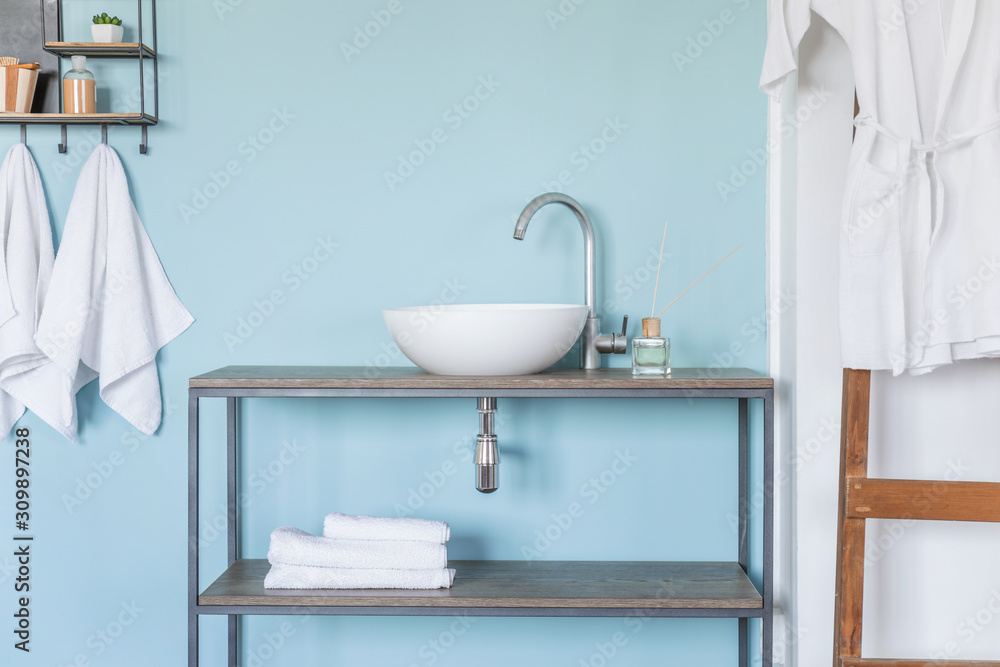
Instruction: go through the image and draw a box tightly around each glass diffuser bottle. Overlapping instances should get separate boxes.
[63,55,96,114]
[632,317,670,375]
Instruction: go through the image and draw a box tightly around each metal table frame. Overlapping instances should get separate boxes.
[188,378,773,667]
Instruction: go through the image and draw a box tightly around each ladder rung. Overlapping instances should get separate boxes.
[846,478,1000,522]
[843,660,1000,666]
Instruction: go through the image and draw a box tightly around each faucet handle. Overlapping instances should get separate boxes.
[610,315,627,354]
[596,316,629,355]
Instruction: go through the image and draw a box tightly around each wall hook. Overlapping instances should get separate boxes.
[20,124,26,144]
[140,126,148,155]
[101,125,108,144]
[58,125,68,154]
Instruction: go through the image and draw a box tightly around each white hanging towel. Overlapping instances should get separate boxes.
[0,144,58,440]
[34,144,193,442]
[761,0,1000,375]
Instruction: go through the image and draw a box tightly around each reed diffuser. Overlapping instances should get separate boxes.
[632,221,671,375]
[632,220,742,376]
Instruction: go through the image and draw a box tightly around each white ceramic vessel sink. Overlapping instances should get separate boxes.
[383,304,588,376]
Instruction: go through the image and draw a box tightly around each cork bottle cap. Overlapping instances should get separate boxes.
[641,317,660,337]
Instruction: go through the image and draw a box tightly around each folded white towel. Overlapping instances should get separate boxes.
[0,144,61,440]
[323,512,450,544]
[267,527,447,570]
[264,563,456,590]
[34,144,194,442]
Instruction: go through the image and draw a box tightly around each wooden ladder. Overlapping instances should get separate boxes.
[832,368,1000,667]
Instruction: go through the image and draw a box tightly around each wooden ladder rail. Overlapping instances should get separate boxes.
[832,368,1000,667]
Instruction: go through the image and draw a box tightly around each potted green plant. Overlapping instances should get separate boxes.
[91,13,124,43]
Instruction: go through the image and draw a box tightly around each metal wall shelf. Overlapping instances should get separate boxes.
[15,0,161,153]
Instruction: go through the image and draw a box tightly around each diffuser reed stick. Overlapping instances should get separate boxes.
[655,243,743,318]
[650,220,669,317]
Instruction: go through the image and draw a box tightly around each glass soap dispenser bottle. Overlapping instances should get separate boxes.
[63,55,96,114]
[632,317,670,375]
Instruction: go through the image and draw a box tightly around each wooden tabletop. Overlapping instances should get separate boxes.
[190,366,772,390]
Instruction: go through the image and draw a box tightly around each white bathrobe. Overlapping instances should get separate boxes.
[762,0,1000,375]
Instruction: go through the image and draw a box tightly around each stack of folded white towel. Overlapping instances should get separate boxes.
[264,513,455,590]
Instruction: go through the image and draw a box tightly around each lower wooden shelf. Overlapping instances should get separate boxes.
[198,559,763,616]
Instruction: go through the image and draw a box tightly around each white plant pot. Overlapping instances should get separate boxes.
[91,24,124,43]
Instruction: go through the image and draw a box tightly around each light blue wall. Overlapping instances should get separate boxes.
[1,1,767,665]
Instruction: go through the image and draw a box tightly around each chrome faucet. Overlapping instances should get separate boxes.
[513,193,627,370]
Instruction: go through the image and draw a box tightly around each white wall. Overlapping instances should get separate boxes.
[780,15,1000,667]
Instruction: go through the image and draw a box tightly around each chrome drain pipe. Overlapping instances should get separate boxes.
[475,397,499,493]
